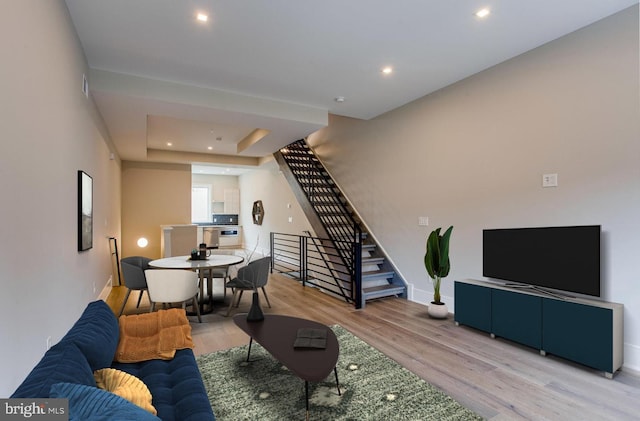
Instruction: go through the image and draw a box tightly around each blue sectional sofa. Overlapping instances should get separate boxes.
[11,300,215,421]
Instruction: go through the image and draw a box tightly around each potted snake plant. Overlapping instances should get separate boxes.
[424,226,453,319]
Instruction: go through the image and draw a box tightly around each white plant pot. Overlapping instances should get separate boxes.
[428,302,448,319]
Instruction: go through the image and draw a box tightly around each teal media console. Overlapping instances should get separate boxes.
[454,279,623,378]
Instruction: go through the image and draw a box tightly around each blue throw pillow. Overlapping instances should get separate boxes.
[11,342,95,398]
[50,382,160,421]
[61,300,119,370]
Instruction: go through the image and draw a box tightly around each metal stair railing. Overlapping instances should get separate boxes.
[279,140,362,270]
[271,232,363,308]
[303,230,351,300]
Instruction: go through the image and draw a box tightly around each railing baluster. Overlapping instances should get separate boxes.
[353,242,362,309]
[300,235,306,286]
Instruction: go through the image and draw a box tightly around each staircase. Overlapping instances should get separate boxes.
[274,139,406,307]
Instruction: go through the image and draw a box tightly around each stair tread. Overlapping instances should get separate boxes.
[333,232,367,238]
[323,221,353,227]
[310,199,343,204]
[283,151,316,156]
[363,284,405,293]
[362,270,394,279]
[293,175,327,180]
[362,284,406,301]
[309,191,342,196]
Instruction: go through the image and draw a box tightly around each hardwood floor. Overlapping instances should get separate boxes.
[110,273,640,420]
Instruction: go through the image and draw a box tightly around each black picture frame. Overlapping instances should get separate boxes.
[78,170,93,251]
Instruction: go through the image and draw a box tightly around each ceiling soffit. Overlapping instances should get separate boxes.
[89,69,328,163]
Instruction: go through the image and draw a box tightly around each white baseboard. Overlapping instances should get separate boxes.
[623,343,640,373]
[409,285,453,308]
[97,276,112,301]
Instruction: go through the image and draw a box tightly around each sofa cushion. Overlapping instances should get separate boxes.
[61,300,119,370]
[94,368,156,415]
[112,348,215,421]
[50,382,160,421]
[11,342,95,398]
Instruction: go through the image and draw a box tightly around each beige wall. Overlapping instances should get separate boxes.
[0,0,122,395]
[308,6,640,370]
[121,161,191,258]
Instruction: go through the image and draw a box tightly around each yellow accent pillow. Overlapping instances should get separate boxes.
[94,368,157,415]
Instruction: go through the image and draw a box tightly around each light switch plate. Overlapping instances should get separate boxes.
[542,173,558,187]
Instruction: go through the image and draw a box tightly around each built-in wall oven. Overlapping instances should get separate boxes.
[219,227,239,238]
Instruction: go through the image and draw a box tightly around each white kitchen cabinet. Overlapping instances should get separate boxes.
[223,189,240,214]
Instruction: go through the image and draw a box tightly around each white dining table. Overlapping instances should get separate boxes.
[149,254,244,313]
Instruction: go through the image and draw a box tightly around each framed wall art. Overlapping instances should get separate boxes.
[78,170,93,251]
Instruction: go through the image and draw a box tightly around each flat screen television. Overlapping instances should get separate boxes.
[483,225,601,297]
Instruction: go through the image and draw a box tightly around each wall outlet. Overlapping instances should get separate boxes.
[418,216,429,226]
[288,216,293,223]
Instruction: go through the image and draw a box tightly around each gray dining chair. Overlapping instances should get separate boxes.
[225,256,272,316]
[118,256,153,317]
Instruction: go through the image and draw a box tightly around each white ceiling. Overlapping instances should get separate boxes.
[64,0,638,172]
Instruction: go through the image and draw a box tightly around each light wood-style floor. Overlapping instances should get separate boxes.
[109,273,640,420]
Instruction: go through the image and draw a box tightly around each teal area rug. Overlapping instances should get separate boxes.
[196,325,482,420]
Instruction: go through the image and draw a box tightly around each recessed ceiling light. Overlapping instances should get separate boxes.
[166,142,173,147]
[381,66,393,75]
[334,96,346,103]
[197,13,208,22]
[207,146,213,150]
[475,8,490,18]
